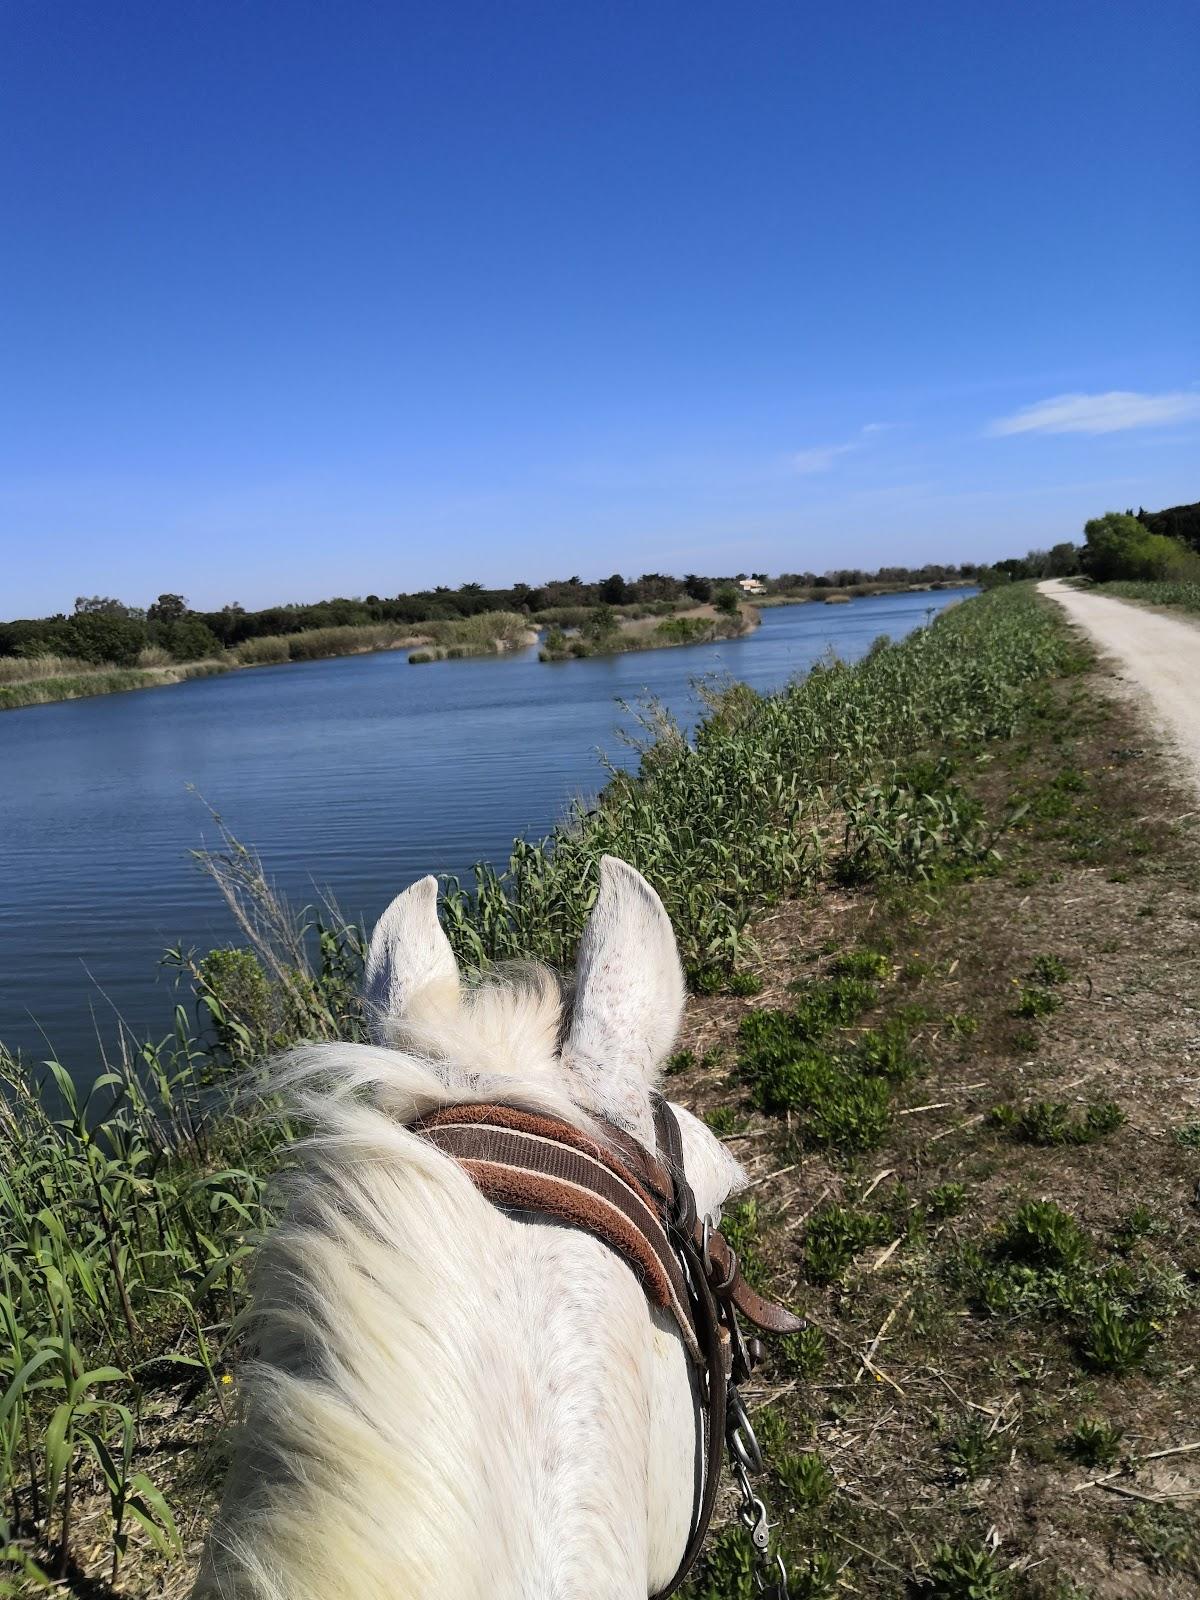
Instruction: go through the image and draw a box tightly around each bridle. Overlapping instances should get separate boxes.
[414,1093,804,1598]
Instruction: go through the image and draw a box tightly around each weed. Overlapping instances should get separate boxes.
[944,1012,979,1038]
[1029,953,1069,985]
[777,1326,827,1380]
[1063,1418,1124,1467]
[939,1415,999,1482]
[1173,1120,1200,1150]
[829,949,892,981]
[922,1541,1010,1599]
[1125,1504,1200,1578]
[703,1104,745,1137]
[776,1450,834,1508]
[664,1049,696,1077]
[803,1203,889,1283]
[990,1100,1125,1146]
[727,970,764,997]
[925,1182,967,1220]
[998,1202,1090,1269]
[1013,986,1061,1019]
[853,1020,922,1082]
[1079,1302,1153,1373]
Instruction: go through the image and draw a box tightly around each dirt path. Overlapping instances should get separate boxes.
[1040,578,1200,795]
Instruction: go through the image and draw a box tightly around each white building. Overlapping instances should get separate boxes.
[738,577,767,596]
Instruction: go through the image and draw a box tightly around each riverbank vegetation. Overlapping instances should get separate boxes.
[4,587,1198,1595]
[1092,579,1200,616]
[537,597,756,661]
[0,567,981,710]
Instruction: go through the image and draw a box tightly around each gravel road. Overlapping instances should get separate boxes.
[1040,578,1200,794]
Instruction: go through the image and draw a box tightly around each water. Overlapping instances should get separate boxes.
[0,589,973,1071]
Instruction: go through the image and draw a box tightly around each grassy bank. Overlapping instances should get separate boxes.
[1095,579,1200,617]
[0,614,535,712]
[538,602,757,661]
[0,661,229,711]
[8,586,1195,1597]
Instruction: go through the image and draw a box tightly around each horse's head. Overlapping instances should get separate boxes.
[362,855,746,1224]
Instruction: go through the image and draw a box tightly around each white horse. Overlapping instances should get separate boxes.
[194,856,748,1600]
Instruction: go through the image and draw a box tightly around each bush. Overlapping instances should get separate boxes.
[63,610,148,666]
[1081,512,1199,583]
[163,616,222,661]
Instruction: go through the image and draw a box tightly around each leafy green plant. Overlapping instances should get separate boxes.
[777,1325,827,1380]
[1064,1418,1124,1467]
[803,1203,889,1283]
[776,1450,834,1508]
[828,949,892,981]
[1029,953,1069,985]
[1013,986,1061,1019]
[939,1415,999,1482]
[922,1540,1010,1599]
[997,1201,1090,1269]
[990,1100,1124,1146]
[925,1182,967,1220]
[1079,1302,1154,1373]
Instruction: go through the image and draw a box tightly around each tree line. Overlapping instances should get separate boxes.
[0,563,982,665]
[983,499,1199,588]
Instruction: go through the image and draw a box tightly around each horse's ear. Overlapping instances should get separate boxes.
[563,856,685,1136]
[363,876,460,1045]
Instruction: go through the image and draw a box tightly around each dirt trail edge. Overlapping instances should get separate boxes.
[1040,578,1200,796]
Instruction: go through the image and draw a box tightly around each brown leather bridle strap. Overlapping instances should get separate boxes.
[412,1097,805,1599]
[416,1104,702,1362]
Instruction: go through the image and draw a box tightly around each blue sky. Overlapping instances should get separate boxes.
[1,0,1196,615]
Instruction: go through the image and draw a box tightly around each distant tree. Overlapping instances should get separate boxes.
[148,592,188,623]
[714,586,740,618]
[1080,511,1195,582]
[683,573,712,603]
[222,601,246,613]
[74,595,133,616]
[1045,542,1080,577]
[163,616,222,661]
[599,573,629,605]
[64,611,148,666]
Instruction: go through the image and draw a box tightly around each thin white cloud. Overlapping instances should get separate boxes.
[988,389,1200,437]
[789,422,892,474]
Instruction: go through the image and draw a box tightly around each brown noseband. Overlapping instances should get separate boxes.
[413,1094,804,1597]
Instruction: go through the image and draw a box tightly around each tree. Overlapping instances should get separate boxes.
[164,616,222,661]
[74,595,133,616]
[1080,512,1194,582]
[714,586,740,618]
[148,593,188,623]
[64,611,148,666]
[599,573,629,605]
[683,574,712,603]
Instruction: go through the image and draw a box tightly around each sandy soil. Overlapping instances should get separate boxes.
[1040,579,1200,795]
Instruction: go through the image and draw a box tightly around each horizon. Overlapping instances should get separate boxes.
[2,1,1197,614]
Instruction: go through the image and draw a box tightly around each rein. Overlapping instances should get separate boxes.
[414,1095,804,1598]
